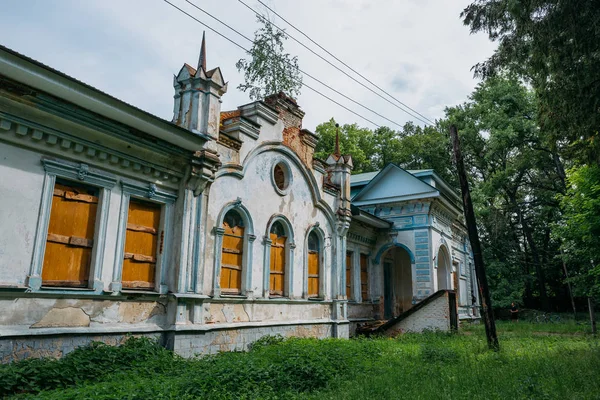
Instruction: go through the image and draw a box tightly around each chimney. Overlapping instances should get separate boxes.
[172,32,227,140]
[264,92,318,166]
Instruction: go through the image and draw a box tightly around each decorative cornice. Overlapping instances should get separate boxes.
[220,116,259,141]
[186,149,221,195]
[238,101,279,126]
[347,231,377,246]
[217,133,242,150]
[0,114,184,184]
[42,157,117,188]
[121,180,177,204]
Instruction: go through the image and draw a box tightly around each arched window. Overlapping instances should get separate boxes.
[269,221,286,296]
[307,232,320,298]
[220,210,244,294]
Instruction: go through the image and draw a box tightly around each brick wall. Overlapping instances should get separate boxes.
[384,292,451,336]
[264,92,317,167]
[174,323,333,357]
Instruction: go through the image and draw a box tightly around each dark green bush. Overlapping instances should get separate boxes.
[0,336,177,397]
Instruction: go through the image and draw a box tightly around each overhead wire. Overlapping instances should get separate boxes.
[236,0,433,126]
[163,0,381,127]
[251,0,437,126]
[181,0,406,128]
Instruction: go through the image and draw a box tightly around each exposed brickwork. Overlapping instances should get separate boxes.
[384,292,451,335]
[264,92,317,168]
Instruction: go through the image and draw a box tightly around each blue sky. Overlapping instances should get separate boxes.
[1,0,496,131]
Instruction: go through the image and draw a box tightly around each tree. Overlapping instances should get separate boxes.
[555,164,600,297]
[236,16,302,101]
[445,74,566,310]
[461,0,600,164]
[314,119,377,174]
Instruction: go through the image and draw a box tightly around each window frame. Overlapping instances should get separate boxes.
[263,215,295,298]
[213,200,256,298]
[270,159,293,196]
[359,253,370,303]
[110,180,176,294]
[29,157,117,293]
[304,226,325,300]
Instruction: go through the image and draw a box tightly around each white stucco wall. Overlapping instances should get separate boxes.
[204,146,335,298]
[0,142,44,286]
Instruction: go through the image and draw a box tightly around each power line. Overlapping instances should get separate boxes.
[236,0,432,126]
[181,0,401,128]
[162,0,381,127]
[252,0,437,126]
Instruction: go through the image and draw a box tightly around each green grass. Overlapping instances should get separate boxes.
[2,323,599,399]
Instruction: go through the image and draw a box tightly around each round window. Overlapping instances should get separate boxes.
[272,161,291,195]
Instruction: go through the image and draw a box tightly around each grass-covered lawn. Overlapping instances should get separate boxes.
[2,321,599,399]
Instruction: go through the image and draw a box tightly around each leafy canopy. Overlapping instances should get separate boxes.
[461,0,600,163]
[236,16,302,101]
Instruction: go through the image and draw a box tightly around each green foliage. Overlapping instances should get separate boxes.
[314,118,454,182]
[314,118,377,174]
[555,164,600,296]
[0,337,176,397]
[445,74,567,310]
[236,16,302,101]
[247,334,285,351]
[461,0,600,164]
[5,326,600,399]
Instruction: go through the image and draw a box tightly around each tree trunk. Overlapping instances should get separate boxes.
[560,249,576,318]
[450,125,499,351]
[510,195,550,311]
[588,297,596,334]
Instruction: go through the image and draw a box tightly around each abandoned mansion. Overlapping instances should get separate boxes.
[0,39,478,361]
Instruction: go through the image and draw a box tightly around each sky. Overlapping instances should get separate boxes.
[1,0,496,132]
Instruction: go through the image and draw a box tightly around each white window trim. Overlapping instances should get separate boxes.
[271,159,293,196]
[212,200,256,298]
[110,180,176,294]
[263,215,295,298]
[28,157,117,293]
[303,225,327,300]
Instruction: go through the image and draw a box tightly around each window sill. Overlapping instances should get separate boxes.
[120,289,160,296]
[41,286,93,291]
[220,294,248,299]
[307,297,324,301]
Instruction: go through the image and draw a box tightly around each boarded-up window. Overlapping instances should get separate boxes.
[221,210,244,294]
[269,221,286,296]
[42,181,98,287]
[360,254,369,301]
[307,232,320,298]
[122,199,161,290]
[346,252,352,299]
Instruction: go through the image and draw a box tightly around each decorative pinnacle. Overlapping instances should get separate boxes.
[197,31,207,72]
[334,123,341,157]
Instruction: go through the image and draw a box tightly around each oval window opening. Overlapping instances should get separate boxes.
[274,163,288,191]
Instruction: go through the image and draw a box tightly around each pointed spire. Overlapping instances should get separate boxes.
[197,31,207,72]
[334,123,341,158]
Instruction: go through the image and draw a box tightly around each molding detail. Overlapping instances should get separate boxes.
[0,114,183,184]
[42,157,117,188]
[347,231,376,246]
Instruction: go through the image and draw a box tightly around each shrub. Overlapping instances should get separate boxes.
[0,336,177,397]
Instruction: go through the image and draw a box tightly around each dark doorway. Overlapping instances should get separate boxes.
[384,262,393,319]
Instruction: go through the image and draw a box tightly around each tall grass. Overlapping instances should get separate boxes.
[3,323,599,399]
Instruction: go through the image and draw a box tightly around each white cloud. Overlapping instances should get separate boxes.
[1,0,496,131]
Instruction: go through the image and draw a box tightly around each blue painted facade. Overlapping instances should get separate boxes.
[346,164,478,322]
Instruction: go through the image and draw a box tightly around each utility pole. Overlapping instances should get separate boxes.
[450,125,499,351]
